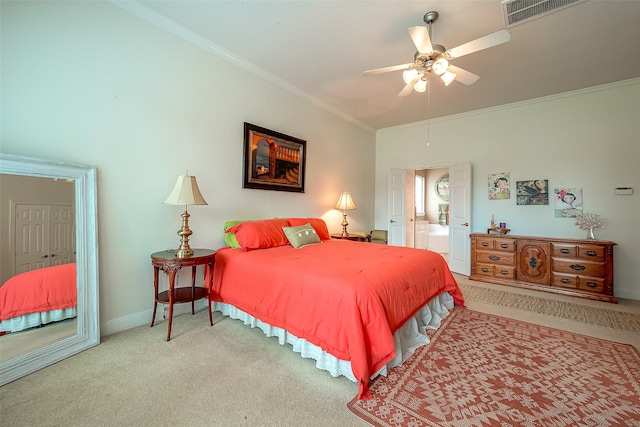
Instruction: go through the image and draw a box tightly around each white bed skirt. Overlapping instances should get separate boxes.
[0,307,77,333]
[211,292,454,382]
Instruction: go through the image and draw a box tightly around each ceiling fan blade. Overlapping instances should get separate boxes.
[398,79,418,97]
[363,63,412,76]
[408,26,433,54]
[446,29,510,59]
[447,65,480,85]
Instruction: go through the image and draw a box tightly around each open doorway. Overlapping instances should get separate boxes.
[414,167,450,260]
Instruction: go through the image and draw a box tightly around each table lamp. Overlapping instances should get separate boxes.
[335,190,356,237]
[164,173,208,257]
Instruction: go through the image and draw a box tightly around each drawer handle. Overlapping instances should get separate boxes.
[500,243,509,249]
[585,281,598,288]
[560,278,571,284]
[481,268,490,273]
[529,257,538,268]
[570,264,586,271]
[481,242,489,247]
[585,250,597,257]
[499,270,509,275]
[560,248,570,254]
[489,255,500,261]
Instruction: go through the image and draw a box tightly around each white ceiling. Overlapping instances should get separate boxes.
[127,0,640,130]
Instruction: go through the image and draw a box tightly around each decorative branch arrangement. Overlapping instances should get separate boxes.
[575,211,607,238]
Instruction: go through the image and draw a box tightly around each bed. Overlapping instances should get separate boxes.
[0,263,77,334]
[209,218,464,399]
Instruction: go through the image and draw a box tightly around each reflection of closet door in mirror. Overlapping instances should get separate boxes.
[0,154,99,386]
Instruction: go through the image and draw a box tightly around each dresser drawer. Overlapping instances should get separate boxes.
[475,237,495,250]
[552,259,605,277]
[577,245,606,262]
[474,263,495,278]
[551,273,578,289]
[476,251,515,266]
[475,263,516,279]
[552,243,577,258]
[577,276,606,293]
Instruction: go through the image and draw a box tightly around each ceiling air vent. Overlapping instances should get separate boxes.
[502,0,587,27]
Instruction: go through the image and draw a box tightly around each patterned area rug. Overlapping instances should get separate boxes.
[458,282,640,333]
[348,309,640,427]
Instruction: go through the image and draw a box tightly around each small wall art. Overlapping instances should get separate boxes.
[243,122,306,193]
[516,179,549,205]
[488,172,510,200]
[554,187,583,218]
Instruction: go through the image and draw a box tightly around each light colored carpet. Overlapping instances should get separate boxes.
[457,282,640,333]
[1,276,639,426]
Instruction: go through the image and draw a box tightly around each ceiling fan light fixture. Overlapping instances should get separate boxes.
[403,68,419,84]
[414,78,428,92]
[441,70,457,86]
[433,57,449,75]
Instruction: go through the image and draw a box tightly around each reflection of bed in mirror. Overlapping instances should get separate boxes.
[0,154,99,386]
[0,263,77,334]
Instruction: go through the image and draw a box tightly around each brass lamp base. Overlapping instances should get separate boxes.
[175,209,194,258]
[341,212,349,237]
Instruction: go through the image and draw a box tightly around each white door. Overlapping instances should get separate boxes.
[387,168,407,246]
[15,204,49,273]
[405,169,415,248]
[14,204,75,273]
[50,205,76,265]
[448,162,472,275]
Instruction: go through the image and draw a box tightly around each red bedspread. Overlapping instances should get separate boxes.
[211,240,463,399]
[0,263,76,322]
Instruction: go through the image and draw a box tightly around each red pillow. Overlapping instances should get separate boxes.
[287,218,330,240]
[226,219,290,251]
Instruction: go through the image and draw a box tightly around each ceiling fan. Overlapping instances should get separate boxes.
[363,11,510,96]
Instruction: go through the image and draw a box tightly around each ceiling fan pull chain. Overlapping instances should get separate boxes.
[426,84,431,147]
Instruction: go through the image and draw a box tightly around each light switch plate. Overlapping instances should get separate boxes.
[615,187,633,195]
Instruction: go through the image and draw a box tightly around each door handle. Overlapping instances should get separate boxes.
[390,220,396,223]
[42,255,49,258]
[461,222,469,226]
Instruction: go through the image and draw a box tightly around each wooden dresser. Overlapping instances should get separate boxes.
[469,233,617,303]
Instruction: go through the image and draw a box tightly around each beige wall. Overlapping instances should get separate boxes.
[1,1,375,334]
[375,79,640,300]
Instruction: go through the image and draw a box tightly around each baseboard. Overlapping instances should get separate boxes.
[101,300,207,337]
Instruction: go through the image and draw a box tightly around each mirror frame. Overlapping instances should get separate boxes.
[0,153,99,385]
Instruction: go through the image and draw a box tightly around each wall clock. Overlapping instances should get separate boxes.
[435,174,449,201]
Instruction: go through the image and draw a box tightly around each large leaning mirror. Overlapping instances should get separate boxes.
[0,153,99,385]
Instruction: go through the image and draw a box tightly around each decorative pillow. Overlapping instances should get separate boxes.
[282,224,322,249]
[286,218,330,240]
[226,218,290,251]
[223,220,246,248]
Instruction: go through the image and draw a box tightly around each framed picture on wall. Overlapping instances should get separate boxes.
[488,172,510,200]
[554,187,583,218]
[243,122,306,193]
[516,179,549,205]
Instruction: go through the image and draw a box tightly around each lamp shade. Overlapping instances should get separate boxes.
[335,191,356,211]
[164,174,208,206]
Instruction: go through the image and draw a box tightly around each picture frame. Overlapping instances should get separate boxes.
[243,122,306,193]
